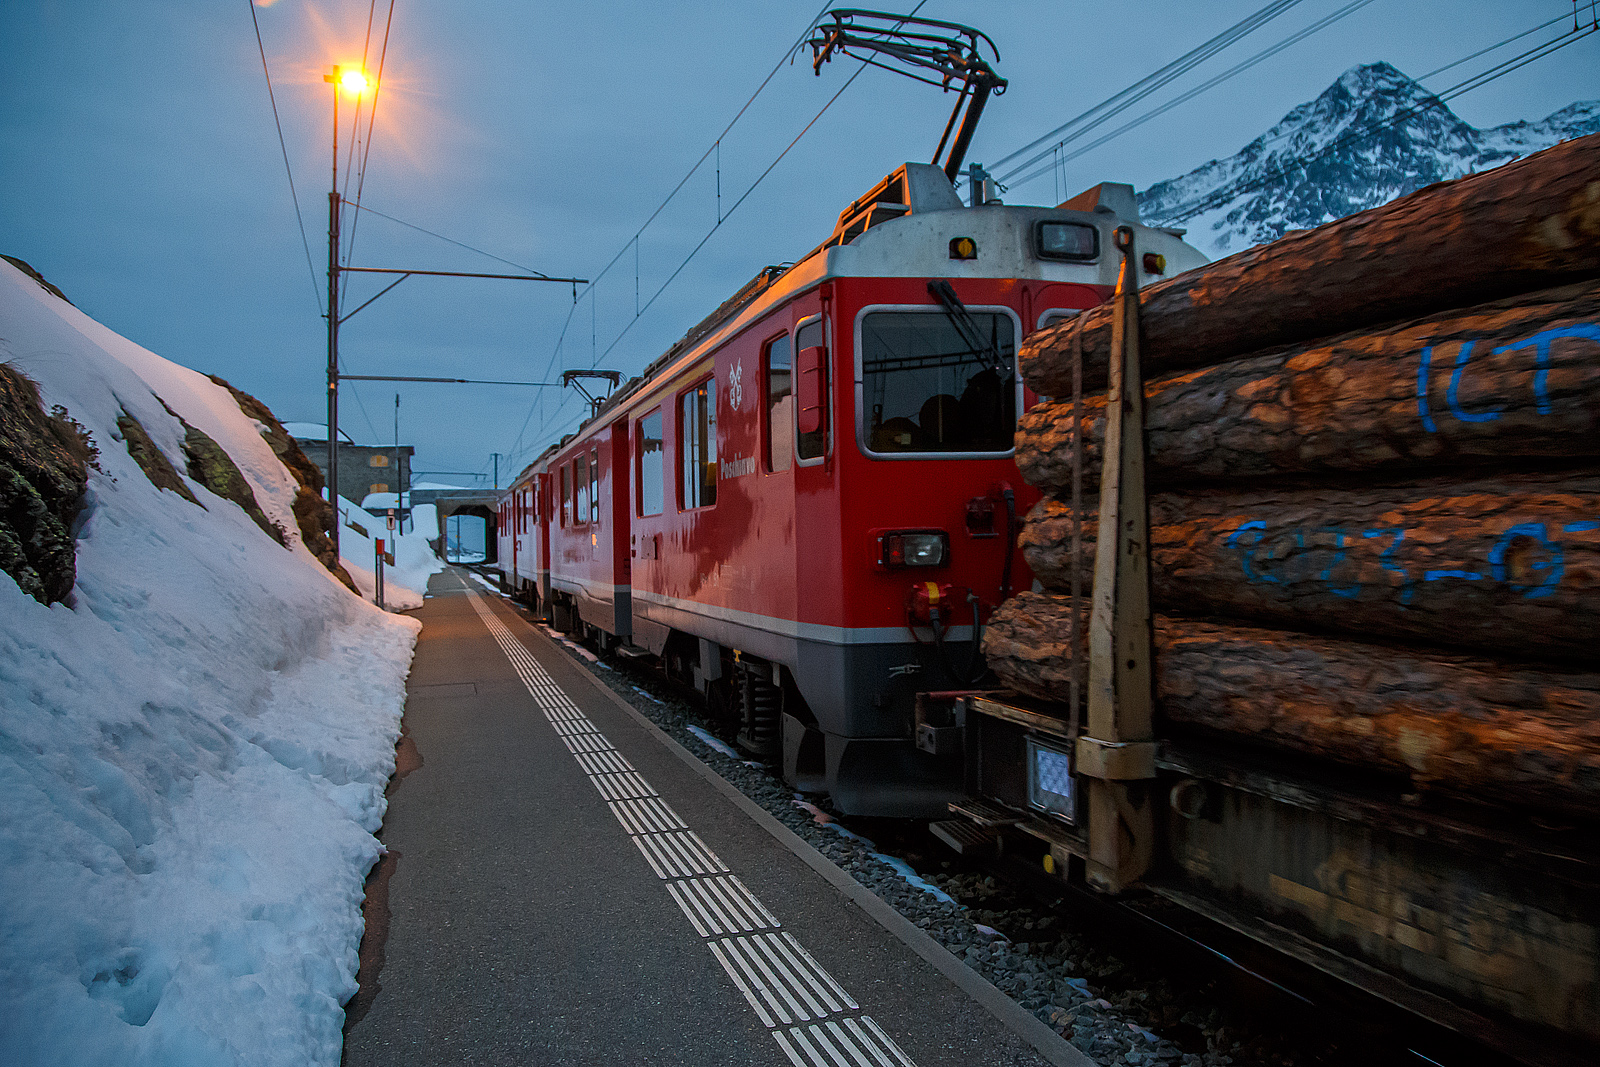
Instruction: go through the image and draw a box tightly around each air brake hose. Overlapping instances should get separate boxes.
[930,589,989,687]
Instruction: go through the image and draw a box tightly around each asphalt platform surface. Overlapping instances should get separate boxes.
[341,568,1081,1066]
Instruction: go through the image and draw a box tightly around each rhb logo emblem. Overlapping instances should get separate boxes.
[728,361,744,410]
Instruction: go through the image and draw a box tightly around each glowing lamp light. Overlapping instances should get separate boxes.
[339,69,370,95]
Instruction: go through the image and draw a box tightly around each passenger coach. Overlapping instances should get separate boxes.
[499,162,1205,815]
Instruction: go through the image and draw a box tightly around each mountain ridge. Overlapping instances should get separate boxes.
[1137,62,1600,258]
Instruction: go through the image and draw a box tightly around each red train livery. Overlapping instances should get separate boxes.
[498,162,1205,815]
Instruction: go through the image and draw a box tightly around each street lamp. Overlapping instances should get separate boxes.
[322,64,368,557]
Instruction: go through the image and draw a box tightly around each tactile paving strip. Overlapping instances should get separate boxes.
[465,586,917,1067]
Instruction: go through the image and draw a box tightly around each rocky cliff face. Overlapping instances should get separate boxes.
[0,364,92,604]
[1,257,357,602]
[1138,62,1600,258]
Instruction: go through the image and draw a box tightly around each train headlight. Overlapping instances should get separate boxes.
[1035,220,1098,262]
[881,530,949,568]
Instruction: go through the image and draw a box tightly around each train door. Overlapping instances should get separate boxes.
[628,402,669,655]
[607,421,632,638]
[536,471,551,616]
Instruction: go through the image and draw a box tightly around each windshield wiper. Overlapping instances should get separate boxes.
[927,279,1011,381]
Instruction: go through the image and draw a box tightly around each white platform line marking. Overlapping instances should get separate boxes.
[844,1017,899,1067]
[692,877,755,934]
[771,932,857,1009]
[706,875,775,932]
[666,880,715,938]
[785,1022,831,1066]
[858,1018,916,1067]
[462,587,916,1065]
[721,936,803,1024]
[772,1029,814,1067]
[708,939,778,1028]
[751,932,835,1018]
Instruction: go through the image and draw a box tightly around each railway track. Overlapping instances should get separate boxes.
[492,589,1535,1067]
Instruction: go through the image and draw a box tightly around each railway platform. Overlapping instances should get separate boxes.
[341,568,1082,1067]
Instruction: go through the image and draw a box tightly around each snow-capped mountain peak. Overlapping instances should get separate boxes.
[1138,62,1600,258]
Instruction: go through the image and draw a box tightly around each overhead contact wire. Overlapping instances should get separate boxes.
[1004,0,1381,191]
[991,0,1308,183]
[514,1,837,462]
[246,0,323,314]
[517,2,930,462]
[344,0,397,293]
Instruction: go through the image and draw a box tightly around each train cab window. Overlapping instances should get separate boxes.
[637,409,664,516]
[859,308,1016,455]
[680,378,717,509]
[588,450,600,525]
[574,457,589,526]
[764,335,792,473]
[560,466,571,527]
[795,319,826,461]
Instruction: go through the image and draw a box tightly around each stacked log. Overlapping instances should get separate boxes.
[1015,281,1600,488]
[1020,472,1599,664]
[985,594,1600,818]
[982,134,1600,812]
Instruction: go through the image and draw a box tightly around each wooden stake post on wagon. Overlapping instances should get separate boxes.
[1078,226,1158,894]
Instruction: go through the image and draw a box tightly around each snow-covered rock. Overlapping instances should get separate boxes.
[0,258,420,1066]
[1138,62,1600,258]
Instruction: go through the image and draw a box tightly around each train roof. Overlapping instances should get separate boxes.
[532,162,1205,464]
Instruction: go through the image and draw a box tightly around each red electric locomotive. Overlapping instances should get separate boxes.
[498,160,1205,815]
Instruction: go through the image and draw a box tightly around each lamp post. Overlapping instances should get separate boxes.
[323,65,368,557]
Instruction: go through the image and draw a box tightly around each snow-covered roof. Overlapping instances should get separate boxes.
[283,421,354,443]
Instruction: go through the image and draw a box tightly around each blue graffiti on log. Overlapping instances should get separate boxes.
[1416,323,1598,433]
[1361,527,1414,604]
[1487,522,1563,598]
[1222,515,1593,603]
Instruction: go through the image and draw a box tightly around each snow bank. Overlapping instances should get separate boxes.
[0,258,420,1066]
[334,497,444,611]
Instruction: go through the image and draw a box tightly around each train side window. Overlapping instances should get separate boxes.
[1037,308,1080,331]
[560,466,571,527]
[575,457,589,526]
[637,408,664,516]
[764,334,792,473]
[680,378,717,509]
[588,449,600,525]
[795,319,827,461]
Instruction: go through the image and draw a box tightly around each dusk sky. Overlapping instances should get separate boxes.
[3,1,1595,488]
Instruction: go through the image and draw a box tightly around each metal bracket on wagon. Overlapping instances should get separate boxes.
[1074,737,1156,781]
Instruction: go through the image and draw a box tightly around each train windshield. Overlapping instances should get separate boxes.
[858,309,1016,455]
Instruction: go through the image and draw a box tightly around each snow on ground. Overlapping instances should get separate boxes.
[0,258,421,1066]
[334,498,444,611]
